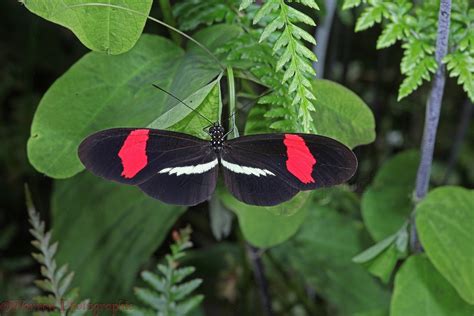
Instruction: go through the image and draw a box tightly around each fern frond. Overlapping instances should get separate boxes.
[400,40,434,74]
[247,0,319,131]
[398,56,437,100]
[444,52,474,102]
[240,0,255,10]
[221,31,300,131]
[347,0,455,101]
[126,226,203,316]
[343,0,364,10]
[291,0,319,10]
[26,187,89,316]
[355,4,386,32]
[376,22,403,49]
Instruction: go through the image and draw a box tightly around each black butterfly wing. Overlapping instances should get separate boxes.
[220,151,300,206]
[78,128,218,206]
[137,153,219,206]
[221,133,357,206]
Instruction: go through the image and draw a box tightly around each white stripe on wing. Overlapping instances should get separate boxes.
[159,159,218,176]
[221,159,275,177]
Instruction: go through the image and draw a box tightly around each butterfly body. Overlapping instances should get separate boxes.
[78,123,357,206]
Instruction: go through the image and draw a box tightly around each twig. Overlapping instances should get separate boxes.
[313,0,337,77]
[442,99,473,184]
[411,0,452,251]
[247,244,274,316]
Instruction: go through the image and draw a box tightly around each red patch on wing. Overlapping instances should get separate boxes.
[284,134,316,184]
[118,129,150,179]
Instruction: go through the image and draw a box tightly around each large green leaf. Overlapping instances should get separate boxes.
[51,172,186,302]
[391,255,474,316]
[272,205,390,315]
[27,28,240,179]
[22,0,152,54]
[219,190,310,248]
[416,186,474,304]
[311,79,375,148]
[362,150,419,241]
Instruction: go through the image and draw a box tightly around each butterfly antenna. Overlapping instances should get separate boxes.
[152,84,214,125]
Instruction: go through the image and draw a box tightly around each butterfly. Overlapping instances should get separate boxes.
[78,121,357,206]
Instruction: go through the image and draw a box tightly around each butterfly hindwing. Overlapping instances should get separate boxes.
[79,128,357,207]
[220,151,300,206]
[79,128,219,205]
[138,155,219,205]
[221,133,357,206]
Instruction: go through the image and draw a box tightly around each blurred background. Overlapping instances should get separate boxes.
[1,0,472,315]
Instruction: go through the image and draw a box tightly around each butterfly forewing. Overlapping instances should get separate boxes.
[79,127,358,207]
[221,133,357,206]
[78,128,219,205]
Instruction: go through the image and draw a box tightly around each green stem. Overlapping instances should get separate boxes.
[226,66,239,138]
[158,0,182,46]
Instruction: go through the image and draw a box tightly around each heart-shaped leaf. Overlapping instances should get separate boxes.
[416,186,474,304]
[391,255,474,315]
[219,190,310,248]
[311,79,376,148]
[22,0,152,54]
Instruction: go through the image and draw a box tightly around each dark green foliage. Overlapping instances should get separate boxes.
[271,190,391,315]
[173,0,242,31]
[345,0,474,101]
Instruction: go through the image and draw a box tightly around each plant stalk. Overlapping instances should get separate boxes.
[158,0,182,46]
[227,66,239,139]
[247,244,274,316]
[411,0,452,251]
[414,0,452,200]
[313,0,337,77]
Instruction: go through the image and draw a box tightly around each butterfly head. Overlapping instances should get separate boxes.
[208,123,225,152]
